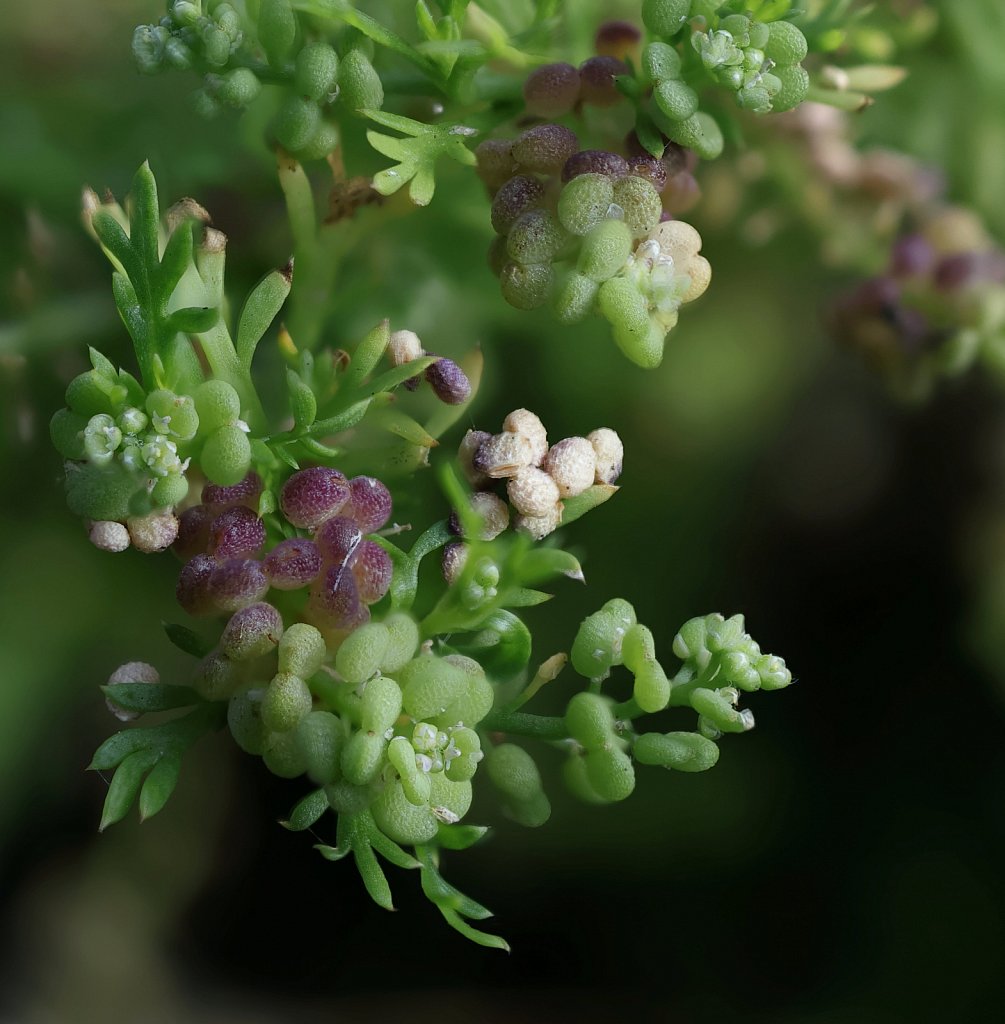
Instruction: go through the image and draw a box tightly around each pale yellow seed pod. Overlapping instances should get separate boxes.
[473,431,534,479]
[469,491,510,540]
[514,502,564,540]
[680,254,712,304]
[646,219,702,265]
[387,329,424,367]
[89,520,130,552]
[508,466,561,517]
[543,437,596,498]
[458,429,492,488]
[502,408,548,467]
[127,510,179,553]
[588,428,624,485]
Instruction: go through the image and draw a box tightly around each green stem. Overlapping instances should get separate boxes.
[481,710,568,741]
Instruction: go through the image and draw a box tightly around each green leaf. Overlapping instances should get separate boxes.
[101,683,202,714]
[450,610,532,679]
[128,161,161,280]
[308,396,375,435]
[138,754,182,821]
[365,131,409,161]
[367,824,421,870]
[236,264,294,370]
[315,842,352,862]
[436,823,489,850]
[99,748,158,831]
[282,788,329,831]
[559,484,619,526]
[93,212,141,285]
[287,369,318,429]
[504,588,554,608]
[342,319,390,392]
[359,355,438,397]
[166,306,220,335]
[163,621,213,659]
[156,220,195,298]
[518,547,586,585]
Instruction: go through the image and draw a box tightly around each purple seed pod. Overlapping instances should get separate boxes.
[176,554,216,616]
[316,515,364,566]
[561,150,630,183]
[173,504,214,560]
[308,563,370,632]
[578,56,628,108]
[662,143,689,178]
[594,20,642,60]
[934,251,989,291]
[511,124,580,175]
[352,540,394,604]
[264,537,323,589]
[279,466,350,530]
[425,357,472,405]
[207,558,269,613]
[221,602,285,661]
[662,171,700,215]
[627,155,669,193]
[202,471,263,509]
[490,175,546,236]
[889,233,936,278]
[345,476,393,534]
[208,505,266,561]
[523,62,581,118]
[475,138,517,191]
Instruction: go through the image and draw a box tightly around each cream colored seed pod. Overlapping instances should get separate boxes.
[514,502,564,541]
[469,491,510,540]
[646,219,702,266]
[442,541,469,584]
[588,428,624,484]
[106,661,160,722]
[473,431,534,479]
[508,466,561,517]
[388,329,424,367]
[458,429,492,488]
[543,437,596,498]
[127,510,180,553]
[680,254,711,303]
[89,520,130,552]
[502,408,548,466]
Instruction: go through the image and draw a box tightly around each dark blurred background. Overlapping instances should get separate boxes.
[2,2,1004,1022]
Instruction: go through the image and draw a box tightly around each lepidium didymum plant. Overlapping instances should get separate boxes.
[46,0,920,950]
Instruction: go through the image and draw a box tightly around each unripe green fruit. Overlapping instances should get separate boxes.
[642,0,690,38]
[296,41,339,100]
[690,687,748,732]
[263,729,309,778]
[765,21,808,66]
[151,473,189,508]
[50,408,87,460]
[296,120,340,161]
[655,79,699,122]
[296,710,344,784]
[380,613,420,673]
[218,68,262,108]
[485,743,544,803]
[634,731,720,772]
[338,49,384,113]
[429,773,474,820]
[737,85,771,113]
[622,623,655,672]
[578,219,634,283]
[633,661,671,713]
[565,692,615,749]
[673,615,708,662]
[202,25,231,67]
[194,380,240,434]
[507,790,552,827]
[360,675,403,733]
[275,95,322,153]
[612,176,663,236]
[500,261,554,310]
[66,371,115,417]
[65,462,138,522]
[400,656,470,721]
[642,42,682,83]
[444,727,482,782]
[585,747,635,801]
[507,209,568,265]
[554,270,599,324]
[563,753,608,803]
[772,64,810,113]
[259,0,298,67]
[228,689,267,755]
[558,173,615,236]
[341,729,387,785]
[192,651,240,701]
[201,423,252,486]
[278,622,328,678]
[387,735,431,805]
[371,779,439,844]
[571,610,623,679]
[433,672,495,729]
[261,671,312,732]
[325,779,374,815]
[335,622,391,683]
[666,112,724,161]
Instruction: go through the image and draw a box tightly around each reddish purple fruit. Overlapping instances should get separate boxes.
[627,155,669,193]
[208,505,266,561]
[280,466,349,529]
[176,554,216,616]
[264,537,323,589]
[491,175,546,235]
[221,602,284,660]
[561,150,630,183]
[202,471,263,508]
[578,56,628,107]
[345,476,392,534]
[511,124,580,175]
[308,564,370,632]
[523,62,581,118]
[207,558,269,612]
[425,357,471,405]
[475,139,517,191]
[594,20,642,60]
[173,504,214,560]
[352,540,394,604]
[316,515,363,566]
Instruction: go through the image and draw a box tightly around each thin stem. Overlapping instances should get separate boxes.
[481,710,568,741]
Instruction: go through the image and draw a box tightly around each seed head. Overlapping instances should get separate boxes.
[388,329,423,367]
[543,437,596,498]
[127,510,180,553]
[508,467,561,517]
[513,502,564,541]
[458,429,492,488]
[89,520,130,553]
[502,408,548,466]
[473,431,534,479]
[442,541,469,584]
[588,428,623,484]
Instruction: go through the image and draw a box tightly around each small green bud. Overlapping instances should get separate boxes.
[642,42,682,83]
[146,389,199,441]
[655,79,699,122]
[571,610,624,679]
[194,380,241,433]
[380,613,421,673]
[279,623,328,678]
[228,688,267,755]
[772,64,810,112]
[335,622,391,684]
[755,653,792,690]
[558,173,615,236]
[666,112,724,161]
[84,412,122,463]
[690,687,754,733]
[641,0,690,38]
[634,731,720,772]
[50,408,88,460]
[737,85,771,113]
[565,692,615,749]
[133,24,168,74]
[261,671,313,732]
[263,729,309,778]
[117,407,148,434]
[554,270,599,324]
[578,219,634,283]
[164,36,194,70]
[201,423,252,486]
[66,370,115,417]
[295,41,340,101]
[259,0,298,67]
[360,675,403,733]
[201,24,231,67]
[673,615,709,663]
[585,747,635,801]
[444,727,483,782]
[218,67,262,108]
[338,49,384,113]
[765,21,808,67]
[151,472,190,508]
[274,95,322,153]
[341,729,387,785]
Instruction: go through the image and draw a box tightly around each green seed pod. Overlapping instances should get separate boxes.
[65,462,138,522]
[570,610,623,679]
[558,173,615,236]
[201,423,252,486]
[578,219,634,283]
[335,622,391,683]
[771,64,809,113]
[611,176,663,236]
[500,261,554,310]
[633,661,671,713]
[585,747,635,801]
[554,270,599,324]
[259,0,298,67]
[262,729,309,778]
[765,20,808,67]
[371,779,439,844]
[641,0,690,38]
[66,370,115,417]
[360,675,403,733]
[666,112,724,161]
[132,25,168,74]
[429,772,474,821]
[221,602,284,661]
[673,615,708,662]
[295,41,340,101]
[218,68,262,108]
[194,380,240,434]
[228,688,267,755]
[755,653,792,690]
[655,78,699,122]
[642,42,682,83]
[274,95,322,153]
[634,731,720,772]
[261,671,312,732]
[565,691,615,749]
[296,710,344,785]
[387,735,431,805]
[341,729,387,785]
[400,655,469,721]
[201,24,231,67]
[295,119,340,161]
[507,789,552,827]
[338,49,384,113]
[563,752,608,803]
[50,408,88,460]
[622,623,655,673]
[737,85,771,113]
[278,622,328,678]
[325,778,374,815]
[690,687,751,733]
[444,727,482,782]
[506,209,569,265]
[613,309,665,369]
[151,472,189,508]
[433,672,495,729]
[380,613,421,673]
[485,743,543,803]
[721,649,762,690]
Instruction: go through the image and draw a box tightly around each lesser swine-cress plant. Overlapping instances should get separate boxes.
[47,0,918,950]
